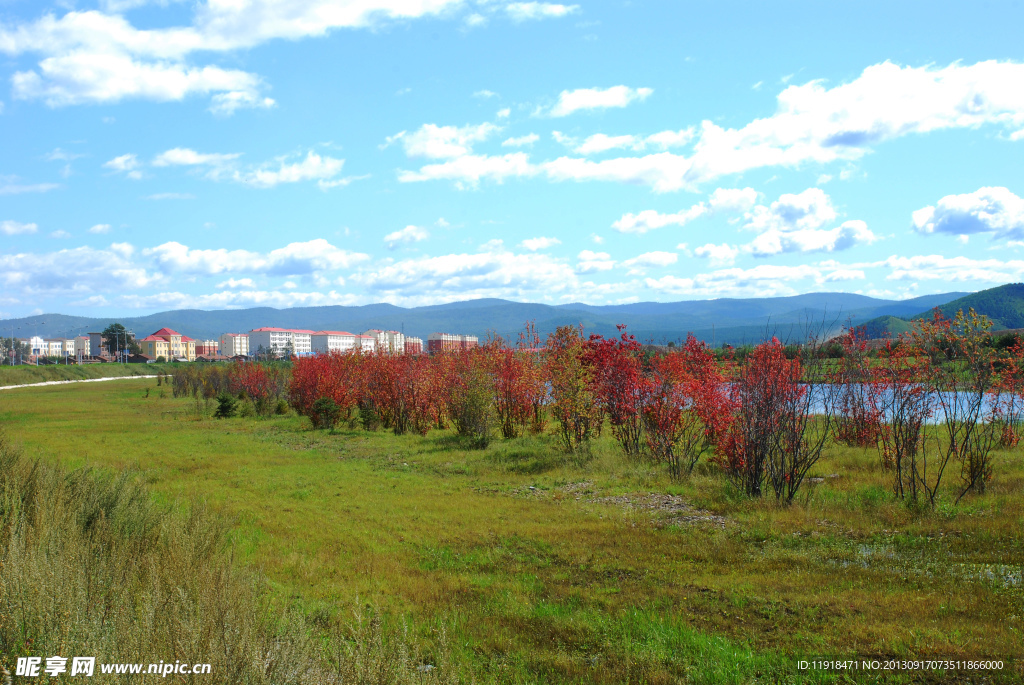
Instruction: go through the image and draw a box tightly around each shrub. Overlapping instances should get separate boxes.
[312,397,341,430]
[214,391,238,418]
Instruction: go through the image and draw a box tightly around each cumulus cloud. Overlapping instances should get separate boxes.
[576,250,615,273]
[502,133,540,147]
[0,245,159,297]
[217,277,256,289]
[621,251,677,273]
[740,188,877,256]
[505,3,580,21]
[573,129,695,155]
[545,86,653,117]
[912,187,1024,241]
[0,1,470,113]
[352,245,579,302]
[881,254,1024,283]
[403,61,1024,192]
[384,225,429,249]
[611,187,756,234]
[389,123,501,159]
[103,153,143,179]
[143,239,369,276]
[397,152,537,188]
[153,147,241,167]
[519,236,561,251]
[88,223,112,234]
[1,220,38,235]
[694,243,740,266]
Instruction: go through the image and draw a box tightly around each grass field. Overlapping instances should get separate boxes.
[1,379,1022,683]
[0,362,177,387]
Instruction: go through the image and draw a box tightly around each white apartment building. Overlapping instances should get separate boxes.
[363,329,405,353]
[356,335,377,352]
[27,336,45,356]
[248,328,314,356]
[219,333,249,357]
[42,339,72,356]
[311,331,357,354]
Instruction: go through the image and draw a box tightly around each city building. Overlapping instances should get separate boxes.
[73,336,91,359]
[140,327,197,361]
[219,333,249,357]
[248,328,314,357]
[195,340,219,356]
[427,332,460,353]
[356,334,377,352]
[311,331,357,354]
[88,332,104,357]
[405,336,424,355]
[362,329,406,353]
[459,334,479,350]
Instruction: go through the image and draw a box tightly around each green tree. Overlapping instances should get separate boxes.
[102,323,141,356]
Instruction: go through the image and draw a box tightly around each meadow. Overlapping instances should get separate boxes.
[1,376,1021,683]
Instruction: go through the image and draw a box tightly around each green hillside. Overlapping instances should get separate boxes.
[859,283,1024,338]
[919,282,1024,329]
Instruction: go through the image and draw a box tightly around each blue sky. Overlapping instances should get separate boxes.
[2,0,1024,318]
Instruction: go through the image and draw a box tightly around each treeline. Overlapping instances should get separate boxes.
[176,309,1024,508]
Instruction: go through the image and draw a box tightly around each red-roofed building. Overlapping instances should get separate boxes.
[140,327,197,361]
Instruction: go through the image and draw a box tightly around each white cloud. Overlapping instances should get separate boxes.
[88,223,112,234]
[397,152,537,188]
[748,220,877,256]
[353,245,578,302]
[0,182,60,195]
[0,2,465,113]
[496,107,510,119]
[103,153,141,179]
[217,277,256,289]
[622,251,678,269]
[400,61,1024,193]
[575,134,644,154]
[505,3,580,21]
[644,129,695,149]
[576,250,615,273]
[282,281,298,289]
[611,187,755,234]
[912,187,1024,241]
[231,151,349,189]
[152,147,241,167]
[740,188,877,256]
[146,192,196,200]
[50,230,72,239]
[391,122,501,159]
[612,205,707,234]
[0,245,159,297]
[1,220,38,235]
[881,254,1024,283]
[519,236,561,251]
[546,85,653,117]
[143,239,369,276]
[384,225,429,249]
[502,133,540,147]
[473,90,498,98]
[694,243,739,266]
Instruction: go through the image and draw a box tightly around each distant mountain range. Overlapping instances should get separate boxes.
[1,290,973,347]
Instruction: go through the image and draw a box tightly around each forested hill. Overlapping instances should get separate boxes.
[7,290,967,347]
[860,283,1024,338]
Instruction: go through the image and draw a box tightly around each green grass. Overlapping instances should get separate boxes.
[2,380,1023,683]
[0,362,178,387]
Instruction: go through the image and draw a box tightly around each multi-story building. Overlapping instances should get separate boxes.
[405,337,424,355]
[88,332,105,357]
[356,334,377,352]
[362,329,406,353]
[140,327,197,361]
[27,336,45,357]
[459,334,479,350]
[41,339,69,357]
[219,333,249,357]
[248,328,315,357]
[195,340,219,356]
[311,331,357,354]
[427,332,460,354]
[74,336,91,358]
